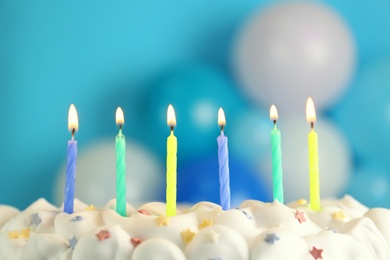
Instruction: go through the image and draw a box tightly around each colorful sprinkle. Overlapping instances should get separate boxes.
[96,230,111,241]
[332,210,346,220]
[181,228,196,244]
[137,209,151,215]
[71,215,84,222]
[310,246,323,259]
[131,238,142,247]
[8,229,30,239]
[31,212,42,227]
[20,229,30,239]
[199,218,214,229]
[264,233,280,244]
[296,198,307,205]
[155,215,170,226]
[69,236,78,250]
[295,210,306,224]
[203,230,220,243]
[85,205,96,211]
[8,231,20,239]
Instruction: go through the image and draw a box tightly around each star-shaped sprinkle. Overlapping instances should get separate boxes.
[181,228,196,244]
[85,205,96,211]
[31,212,42,227]
[265,202,271,206]
[203,230,220,243]
[69,236,78,250]
[310,246,323,259]
[71,215,84,222]
[20,229,30,239]
[332,210,346,220]
[8,230,20,239]
[241,210,253,220]
[8,229,30,239]
[199,218,214,229]
[264,233,280,244]
[131,238,142,247]
[138,209,151,215]
[95,230,111,241]
[296,198,307,205]
[295,210,306,224]
[155,215,170,226]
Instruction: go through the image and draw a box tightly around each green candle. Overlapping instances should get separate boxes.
[270,105,284,204]
[115,107,126,216]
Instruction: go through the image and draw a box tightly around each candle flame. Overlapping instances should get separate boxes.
[270,104,279,121]
[306,97,316,124]
[218,108,226,126]
[167,104,176,127]
[116,107,125,125]
[68,104,78,132]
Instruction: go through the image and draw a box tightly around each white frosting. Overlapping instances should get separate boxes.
[132,238,186,260]
[0,196,389,260]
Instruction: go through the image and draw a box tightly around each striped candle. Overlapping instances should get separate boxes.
[64,104,78,214]
[217,108,231,210]
[115,107,126,216]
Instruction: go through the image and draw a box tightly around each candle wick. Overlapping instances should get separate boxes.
[273,120,277,126]
[220,125,225,134]
[119,125,123,131]
[310,122,314,129]
[170,126,174,134]
[71,128,75,140]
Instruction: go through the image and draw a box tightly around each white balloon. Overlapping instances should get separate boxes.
[55,139,164,207]
[259,115,351,203]
[234,2,356,111]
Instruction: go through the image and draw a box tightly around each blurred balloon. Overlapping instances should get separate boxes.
[177,156,272,208]
[259,115,352,203]
[229,108,270,164]
[234,1,356,112]
[142,63,246,160]
[346,162,390,208]
[332,58,390,169]
[55,139,164,207]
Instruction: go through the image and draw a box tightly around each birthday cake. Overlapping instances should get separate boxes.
[0,196,389,260]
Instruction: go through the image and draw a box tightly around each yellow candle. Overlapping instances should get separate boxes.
[306,97,320,211]
[166,104,177,216]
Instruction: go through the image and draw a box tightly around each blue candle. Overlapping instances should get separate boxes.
[217,108,230,210]
[64,104,78,214]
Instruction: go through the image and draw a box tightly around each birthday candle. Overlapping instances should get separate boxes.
[270,105,284,204]
[115,107,126,217]
[166,104,177,216]
[306,97,320,211]
[217,108,231,210]
[64,104,78,214]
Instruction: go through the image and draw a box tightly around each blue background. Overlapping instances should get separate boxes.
[1,0,390,209]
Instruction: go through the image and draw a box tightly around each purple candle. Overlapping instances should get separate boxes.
[217,108,230,210]
[64,104,78,214]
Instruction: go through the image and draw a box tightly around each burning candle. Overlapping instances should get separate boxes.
[166,104,177,216]
[115,107,126,217]
[270,105,284,204]
[306,97,320,211]
[64,104,78,214]
[217,108,231,210]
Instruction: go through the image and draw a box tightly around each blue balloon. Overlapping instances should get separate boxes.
[141,63,247,161]
[346,162,390,208]
[331,59,390,168]
[177,155,272,208]
[229,108,270,166]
